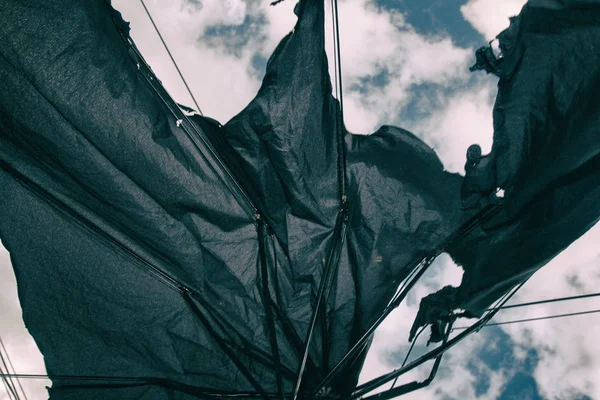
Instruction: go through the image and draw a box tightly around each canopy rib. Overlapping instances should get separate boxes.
[257,220,286,399]
[292,204,349,400]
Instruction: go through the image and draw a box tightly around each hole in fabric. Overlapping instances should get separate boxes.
[490,38,503,59]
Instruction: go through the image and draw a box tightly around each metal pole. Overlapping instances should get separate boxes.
[292,206,348,400]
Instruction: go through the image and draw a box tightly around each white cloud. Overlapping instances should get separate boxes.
[461,0,527,40]
[112,0,270,122]
[331,0,472,134]
[114,0,474,135]
[498,223,600,399]
[418,79,496,173]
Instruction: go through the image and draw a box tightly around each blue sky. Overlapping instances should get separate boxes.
[2,1,600,399]
[472,328,542,400]
[378,0,482,46]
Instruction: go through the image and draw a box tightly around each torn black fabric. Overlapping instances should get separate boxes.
[412,0,600,338]
[4,0,600,396]
[0,0,465,398]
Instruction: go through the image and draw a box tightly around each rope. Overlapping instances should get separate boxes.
[139,0,203,115]
[453,308,600,331]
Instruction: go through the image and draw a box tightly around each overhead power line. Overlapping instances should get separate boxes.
[494,292,600,310]
[0,338,26,400]
[0,374,139,381]
[1,369,17,400]
[454,308,600,331]
[0,336,25,400]
[139,0,203,115]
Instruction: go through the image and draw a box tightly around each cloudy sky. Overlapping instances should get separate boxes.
[1,0,599,399]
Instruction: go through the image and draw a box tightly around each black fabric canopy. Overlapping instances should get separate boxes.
[0,0,465,397]
[0,0,598,398]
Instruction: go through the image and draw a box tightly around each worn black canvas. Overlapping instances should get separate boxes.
[0,0,599,398]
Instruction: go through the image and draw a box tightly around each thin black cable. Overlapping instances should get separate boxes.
[0,367,16,400]
[332,0,347,198]
[493,292,600,311]
[332,0,344,115]
[390,326,426,389]
[0,342,14,400]
[0,343,20,400]
[1,380,16,400]
[139,0,203,115]
[453,308,600,330]
[330,0,339,101]
[0,337,27,400]
[0,374,142,382]
[0,353,19,400]
[0,374,292,399]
